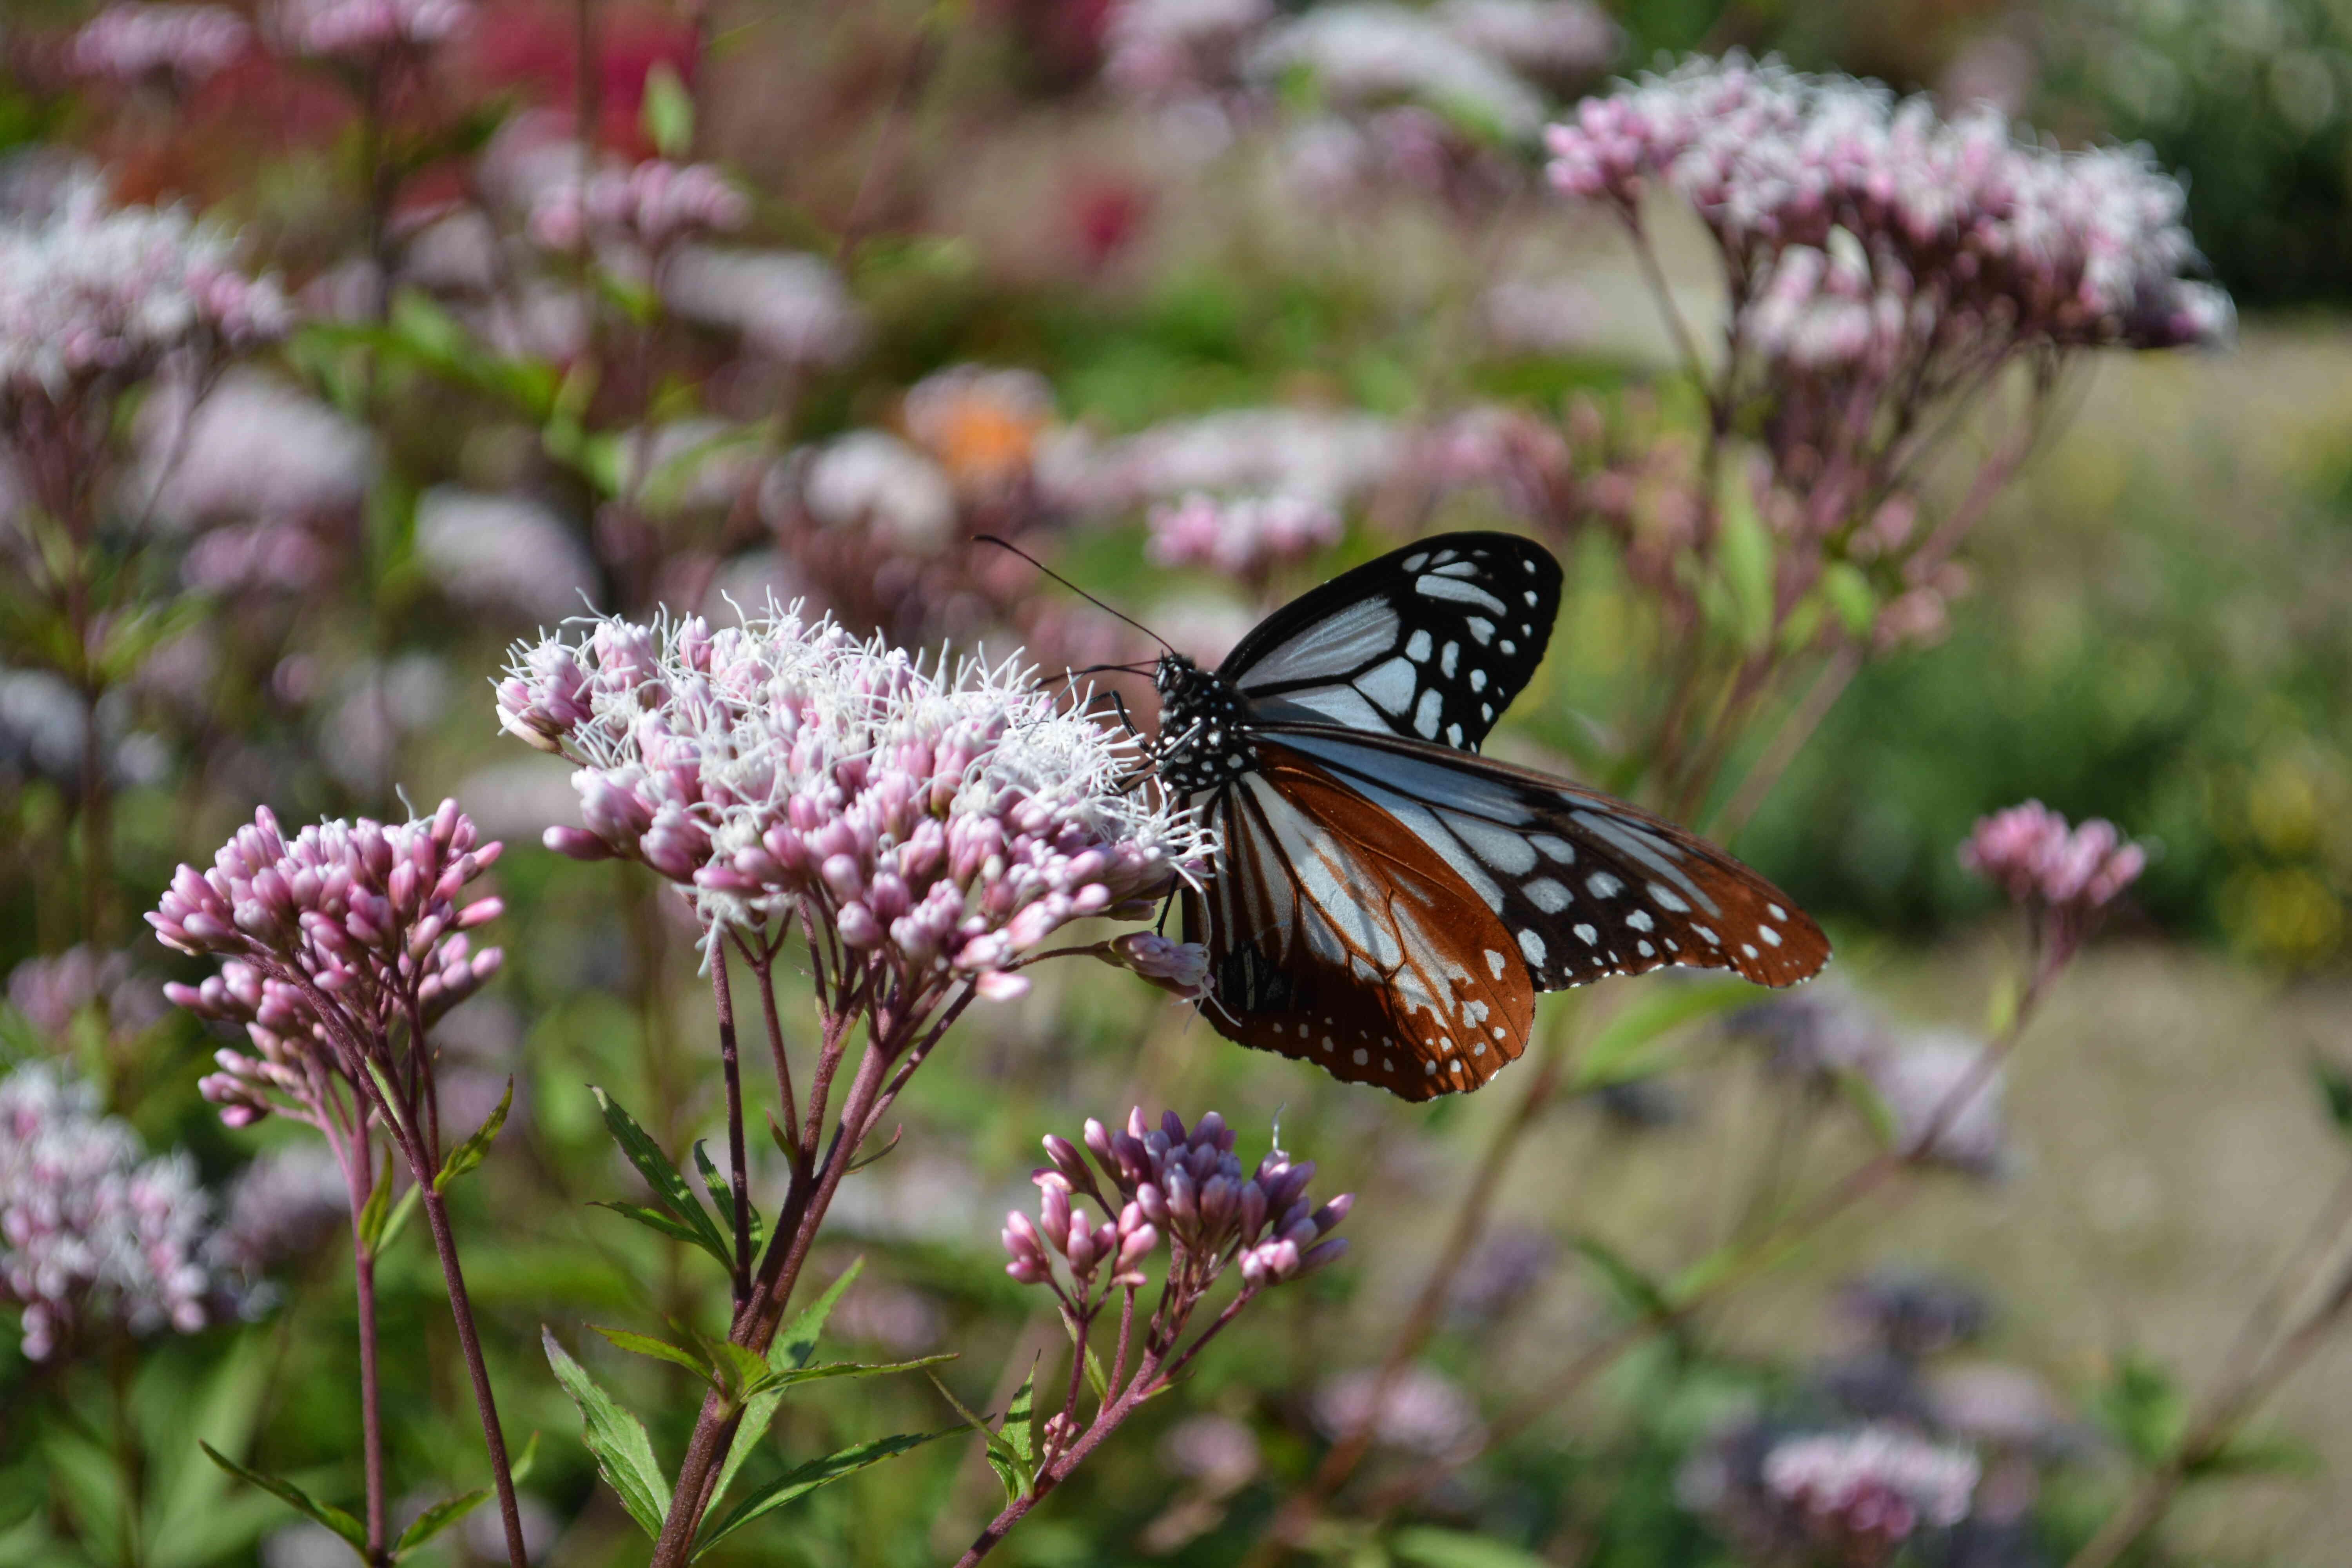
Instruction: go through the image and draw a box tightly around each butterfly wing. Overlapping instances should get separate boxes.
[1267,724,1830,993]
[1216,532,1562,753]
[1181,740,1535,1102]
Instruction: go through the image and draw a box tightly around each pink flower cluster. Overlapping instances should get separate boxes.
[71,3,250,87]
[1959,800,2147,914]
[276,0,471,60]
[0,1062,220,1359]
[6,945,168,1039]
[1545,54,2231,360]
[529,160,750,255]
[151,799,505,1125]
[496,606,1209,996]
[1021,1109,1351,1295]
[1760,1425,1977,1549]
[1145,491,1341,579]
[1100,931,1210,999]
[0,183,291,400]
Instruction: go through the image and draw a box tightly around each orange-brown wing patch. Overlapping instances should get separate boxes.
[1183,742,1535,1102]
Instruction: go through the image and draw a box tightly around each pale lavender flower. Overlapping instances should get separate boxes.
[1101,0,1272,99]
[1045,407,1399,517]
[275,0,470,60]
[0,1062,220,1358]
[151,799,505,1127]
[1435,0,1614,85]
[660,247,865,367]
[1244,4,1548,140]
[794,431,956,548]
[412,486,596,624]
[1311,1364,1482,1455]
[1161,1413,1261,1488]
[496,606,1209,1001]
[1145,492,1340,579]
[1863,1029,2008,1176]
[72,4,250,88]
[205,1142,350,1274]
[6,946,167,1038]
[529,160,749,256]
[1760,1425,1978,1550]
[1960,800,2147,965]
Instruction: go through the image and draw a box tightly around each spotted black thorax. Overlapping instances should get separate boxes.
[1152,653,1259,797]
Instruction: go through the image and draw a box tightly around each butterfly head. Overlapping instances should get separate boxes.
[1151,652,1257,797]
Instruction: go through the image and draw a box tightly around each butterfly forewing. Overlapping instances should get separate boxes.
[1181,742,1534,1101]
[1218,532,1561,753]
[1271,726,1830,991]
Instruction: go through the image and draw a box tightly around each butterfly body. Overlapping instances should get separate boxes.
[1152,532,1829,1101]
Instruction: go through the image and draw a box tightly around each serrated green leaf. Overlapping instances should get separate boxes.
[1391,1525,1554,1568]
[1572,979,1757,1090]
[197,1444,367,1556]
[590,1325,713,1380]
[1002,1368,1037,1473]
[761,1353,956,1395]
[542,1328,671,1539]
[591,1200,713,1250]
[589,1086,732,1270]
[641,61,694,159]
[435,1078,511,1192]
[923,1370,1021,1498]
[691,1428,959,1557]
[775,1258,862,1371]
[391,1487,489,1558]
[693,1142,762,1256]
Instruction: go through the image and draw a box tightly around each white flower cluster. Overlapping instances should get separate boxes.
[497,604,1213,993]
[1762,1424,1978,1541]
[0,181,290,399]
[0,1062,219,1359]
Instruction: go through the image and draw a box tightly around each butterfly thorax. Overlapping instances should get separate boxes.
[1152,653,1259,797]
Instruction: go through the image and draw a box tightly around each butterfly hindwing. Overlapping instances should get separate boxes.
[1181,742,1534,1102]
[1217,532,1562,753]
[1271,726,1830,991]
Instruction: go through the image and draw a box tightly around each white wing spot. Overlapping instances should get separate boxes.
[1637,940,1655,957]
[1586,872,1623,897]
[1625,909,1653,932]
[1526,877,1570,912]
[1740,943,1759,958]
[1432,559,1481,579]
[1500,638,1517,655]
[1416,576,1508,613]
[1467,617,1495,644]
[1382,1057,1394,1071]
[1413,689,1443,738]
[1759,925,1783,947]
[1359,655,1420,713]
[1649,883,1690,913]
[1485,948,1506,978]
[1518,928,1546,965]
[1321,1034,1334,1050]
[1353,1047,1368,1065]
[1406,629,1434,662]
[1441,641,1459,677]
[1447,723,1464,746]
[1532,835,1575,864]
[1402,552,1429,571]
[1767,902,1788,920]
[1469,668,1488,691]
[1694,924,1720,945]
[1424,1060,1437,1076]
[1573,923,1597,944]
[1523,590,1539,606]
[1665,938,1680,953]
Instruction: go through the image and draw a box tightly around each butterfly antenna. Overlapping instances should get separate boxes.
[975,534,1174,654]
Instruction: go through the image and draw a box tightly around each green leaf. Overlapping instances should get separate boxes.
[761,1354,956,1394]
[693,1142,763,1256]
[2186,1433,2320,1479]
[591,1200,715,1251]
[1002,1367,1037,1473]
[542,1328,671,1539]
[357,1159,393,1253]
[1572,979,1757,1090]
[197,1444,367,1557]
[1712,466,1776,652]
[391,1487,489,1558]
[1390,1526,1555,1568]
[1570,1236,1677,1323]
[2311,1056,2352,1138]
[435,1077,512,1192]
[377,1183,421,1256]
[691,1428,958,1557]
[510,1430,541,1486]
[641,60,695,159]
[2096,1352,2186,1466]
[775,1258,862,1372]
[1819,561,1877,640]
[590,1325,713,1380]
[589,1086,732,1270]
[924,1370,1025,1502]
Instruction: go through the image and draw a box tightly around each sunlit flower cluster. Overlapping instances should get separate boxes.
[496,606,1210,995]
[0,183,290,401]
[71,4,250,87]
[0,1062,219,1359]
[1761,1425,1978,1550]
[151,799,506,1125]
[1145,491,1340,579]
[529,160,750,255]
[1544,54,2231,363]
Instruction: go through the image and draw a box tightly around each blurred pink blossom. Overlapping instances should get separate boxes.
[275,0,470,60]
[1761,1425,1978,1552]
[1960,800,2147,914]
[1146,491,1339,578]
[72,4,250,87]
[529,160,748,255]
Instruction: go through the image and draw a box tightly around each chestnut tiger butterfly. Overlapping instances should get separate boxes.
[1150,530,1830,1101]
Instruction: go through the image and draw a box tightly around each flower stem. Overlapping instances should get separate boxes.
[413,1175,529,1568]
[711,945,752,1308]
[341,1137,390,1566]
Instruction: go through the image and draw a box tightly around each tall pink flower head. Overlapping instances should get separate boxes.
[1959,800,2145,913]
[151,798,505,1124]
[497,604,1212,999]
[72,4,251,88]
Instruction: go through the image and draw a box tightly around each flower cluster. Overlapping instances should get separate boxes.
[6,945,167,1039]
[1016,1109,1351,1299]
[529,160,750,256]
[0,182,290,403]
[1097,931,1210,1000]
[0,1062,220,1359]
[275,0,471,60]
[71,4,251,87]
[1145,491,1340,580]
[1961,799,2147,968]
[151,799,505,1124]
[1544,54,2230,361]
[497,606,1209,997]
[1760,1425,1978,1554]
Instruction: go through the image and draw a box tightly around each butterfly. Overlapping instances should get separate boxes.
[1151,530,1830,1101]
